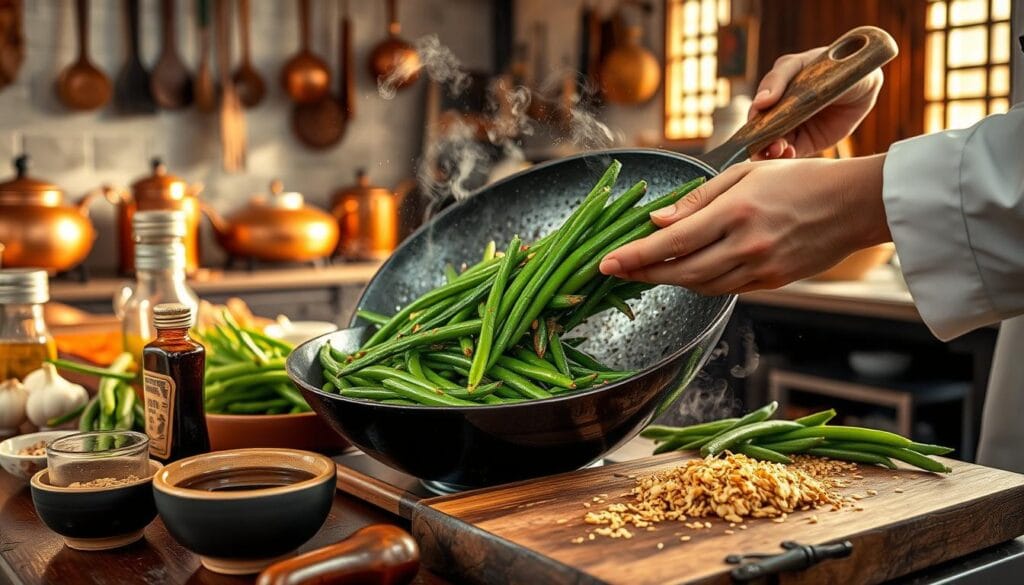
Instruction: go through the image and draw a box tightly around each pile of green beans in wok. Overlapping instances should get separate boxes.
[315,160,705,406]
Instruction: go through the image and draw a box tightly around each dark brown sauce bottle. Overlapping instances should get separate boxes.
[142,303,209,463]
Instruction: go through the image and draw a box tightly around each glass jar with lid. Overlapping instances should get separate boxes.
[120,211,199,364]
[0,268,56,381]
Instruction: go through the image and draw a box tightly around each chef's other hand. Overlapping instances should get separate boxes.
[749,48,884,160]
[598,155,890,295]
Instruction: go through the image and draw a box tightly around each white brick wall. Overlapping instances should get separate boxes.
[0,0,493,269]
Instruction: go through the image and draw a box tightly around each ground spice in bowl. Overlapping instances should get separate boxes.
[18,441,48,457]
[68,475,142,488]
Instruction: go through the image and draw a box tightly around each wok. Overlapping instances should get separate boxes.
[287,27,897,489]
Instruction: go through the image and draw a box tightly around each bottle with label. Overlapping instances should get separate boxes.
[120,211,199,366]
[0,269,57,381]
[142,303,209,463]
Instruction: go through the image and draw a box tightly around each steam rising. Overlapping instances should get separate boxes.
[376,35,622,204]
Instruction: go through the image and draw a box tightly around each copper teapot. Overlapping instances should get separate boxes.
[116,158,203,275]
[331,169,399,261]
[0,155,107,273]
[201,179,340,263]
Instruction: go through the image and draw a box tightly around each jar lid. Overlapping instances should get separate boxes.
[0,268,49,304]
[133,210,187,241]
[153,303,192,329]
[135,242,186,271]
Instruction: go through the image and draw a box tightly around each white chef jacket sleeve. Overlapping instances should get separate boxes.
[882,103,1024,341]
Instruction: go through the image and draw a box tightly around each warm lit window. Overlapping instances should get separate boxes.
[664,0,731,140]
[925,0,1012,133]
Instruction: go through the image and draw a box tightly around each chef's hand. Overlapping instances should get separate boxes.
[750,48,884,160]
[598,155,890,295]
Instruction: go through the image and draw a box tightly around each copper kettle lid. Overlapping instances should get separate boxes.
[333,168,394,199]
[0,155,64,205]
[131,157,187,193]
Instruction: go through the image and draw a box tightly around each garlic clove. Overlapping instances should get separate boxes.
[0,378,30,434]
[23,364,89,429]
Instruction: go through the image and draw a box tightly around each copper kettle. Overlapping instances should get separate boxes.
[331,169,399,261]
[116,158,203,275]
[201,179,340,263]
[0,155,107,273]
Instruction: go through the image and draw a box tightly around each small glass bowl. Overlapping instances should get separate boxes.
[46,431,151,488]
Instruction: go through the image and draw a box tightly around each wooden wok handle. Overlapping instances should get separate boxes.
[702,26,898,171]
[75,0,89,60]
[255,525,419,585]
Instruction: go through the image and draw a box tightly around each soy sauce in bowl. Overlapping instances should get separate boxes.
[177,467,316,492]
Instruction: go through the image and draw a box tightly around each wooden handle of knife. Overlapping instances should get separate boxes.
[256,525,419,585]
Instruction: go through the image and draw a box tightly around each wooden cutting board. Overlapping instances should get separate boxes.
[335,452,1024,585]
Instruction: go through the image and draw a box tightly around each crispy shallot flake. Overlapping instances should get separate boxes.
[583,454,849,539]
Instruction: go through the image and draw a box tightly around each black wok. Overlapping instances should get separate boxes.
[287,27,897,490]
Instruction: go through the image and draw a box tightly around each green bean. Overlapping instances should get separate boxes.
[227,399,291,414]
[825,442,952,473]
[97,353,134,418]
[205,371,293,399]
[381,379,476,407]
[547,294,586,310]
[43,401,85,428]
[590,180,648,234]
[533,318,549,358]
[641,419,741,440]
[363,262,501,347]
[241,327,294,355]
[756,437,826,453]
[347,374,376,387]
[405,351,426,380]
[448,381,503,400]
[562,344,612,372]
[695,402,778,452]
[458,337,474,357]
[495,355,575,388]
[96,408,116,450]
[422,364,461,390]
[570,372,600,389]
[558,177,705,295]
[737,444,793,464]
[115,383,136,430]
[274,384,310,411]
[320,342,343,375]
[415,274,504,334]
[483,240,497,263]
[908,441,955,456]
[356,309,392,327]
[795,409,837,427]
[323,381,337,393]
[397,295,463,337]
[429,352,552,399]
[604,294,634,320]
[769,425,912,448]
[444,263,459,283]
[333,375,352,390]
[223,310,270,365]
[206,386,278,412]
[652,434,702,454]
[806,448,898,470]
[548,332,572,377]
[468,236,521,388]
[514,347,559,371]
[48,358,136,381]
[702,420,804,457]
[358,365,441,394]
[205,358,287,384]
[340,387,401,400]
[382,399,418,406]
[494,186,612,364]
[341,320,483,375]
[133,400,145,430]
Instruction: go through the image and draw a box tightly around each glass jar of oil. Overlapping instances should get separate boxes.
[0,269,56,381]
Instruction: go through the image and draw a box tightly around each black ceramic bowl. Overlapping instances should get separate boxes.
[152,448,336,575]
[30,460,162,551]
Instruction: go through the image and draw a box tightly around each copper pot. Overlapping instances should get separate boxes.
[367,0,420,91]
[0,155,107,273]
[117,158,203,275]
[599,24,661,104]
[201,179,339,262]
[331,169,398,261]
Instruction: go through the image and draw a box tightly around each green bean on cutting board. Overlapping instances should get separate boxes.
[644,401,953,474]
[312,160,709,406]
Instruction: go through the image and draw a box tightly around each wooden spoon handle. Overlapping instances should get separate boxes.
[238,0,252,65]
[702,26,898,171]
[124,0,141,58]
[75,0,89,60]
[387,0,400,36]
[298,0,311,51]
[256,525,419,585]
[160,0,176,52]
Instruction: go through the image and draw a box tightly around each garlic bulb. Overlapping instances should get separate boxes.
[23,364,88,428]
[0,379,29,433]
